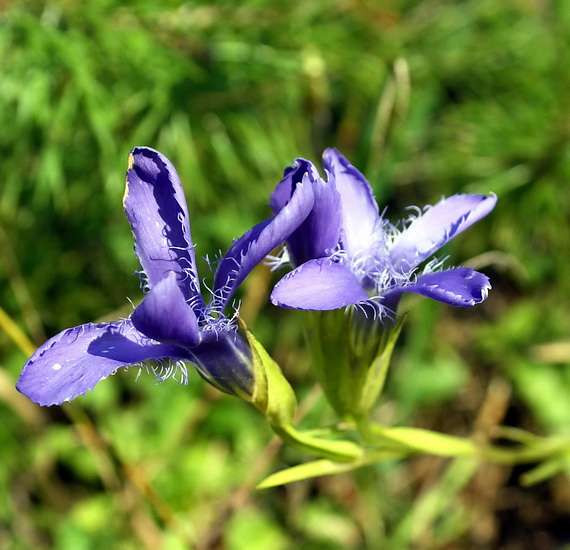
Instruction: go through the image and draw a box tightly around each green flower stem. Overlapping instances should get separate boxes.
[478,439,570,465]
[272,424,363,463]
[259,422,570,488]
[491,425,547,445]
[370,424,477,457]
[368,423,570,466]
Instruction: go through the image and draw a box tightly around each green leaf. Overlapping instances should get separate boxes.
[519,454,570,486]
[257,459,359,489]
[257,445,406,488]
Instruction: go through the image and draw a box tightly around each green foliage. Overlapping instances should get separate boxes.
[2,0,570,548]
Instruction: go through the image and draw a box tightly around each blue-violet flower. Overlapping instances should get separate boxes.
[17,147,314,406]
[270,148,496,316]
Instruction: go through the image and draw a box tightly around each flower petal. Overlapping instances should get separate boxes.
[389,193,497,271]
[293,175,342,263]
[270,158,320,213]
[131,272,200,348]
[384,267,491,307]
[271,159,342,265]
[16,321,190,406]
[271,258,369,310]
[125,147,203,305]
[323,148,384,257]
[212,176,315,309]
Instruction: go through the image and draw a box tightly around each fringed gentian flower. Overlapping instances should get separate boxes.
[17,147,314,406]
[269,148,497,418]
[271,148,497,317]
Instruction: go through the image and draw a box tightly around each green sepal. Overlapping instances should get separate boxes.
[240,319,296,428]
[306,309,377,418]
[240,321,365,462]
[305,309,352,417]
[357,313,407,416]
[306,310,407,419]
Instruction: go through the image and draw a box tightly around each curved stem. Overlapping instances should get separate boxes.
[366,422,570,466]
[272,424,362,463]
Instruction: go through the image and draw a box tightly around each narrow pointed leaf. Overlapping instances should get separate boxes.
[257,459,359,489]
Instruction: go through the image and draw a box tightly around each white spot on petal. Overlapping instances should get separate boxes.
[53,363,62,371]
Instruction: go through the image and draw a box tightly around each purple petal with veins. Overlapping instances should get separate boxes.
[271,258,369,310]
[212,176,314,309]
[131,272,201,348]
[323,148,384,257]
[16,321,190,406]
[384,267,491,307]
[125,147,203,306]
[389,193,497,271]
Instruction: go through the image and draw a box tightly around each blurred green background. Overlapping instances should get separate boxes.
[2,0,570,548]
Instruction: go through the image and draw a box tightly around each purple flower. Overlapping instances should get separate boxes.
[17,147,314,406]
[270,148,496,317]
